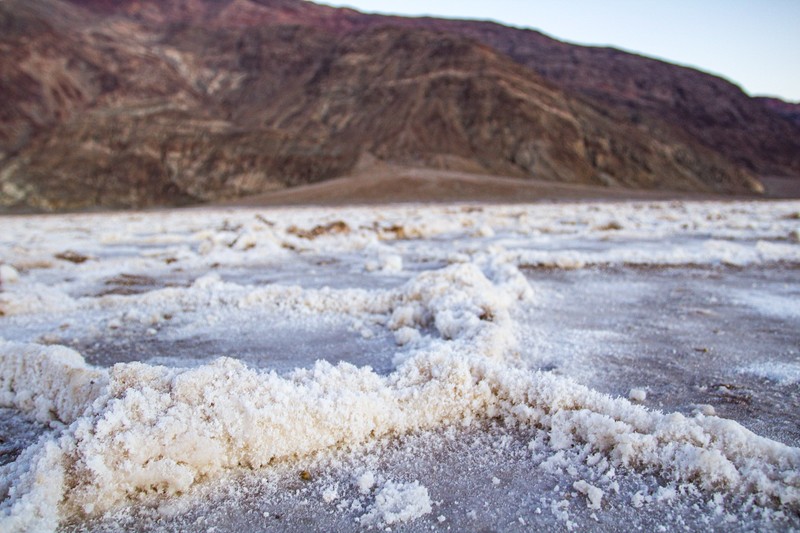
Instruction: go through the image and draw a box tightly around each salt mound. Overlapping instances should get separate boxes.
[358,480,432,526]
[1,341,799,531]
[0,341,106,424]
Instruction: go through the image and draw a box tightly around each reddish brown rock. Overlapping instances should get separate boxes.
[1,0,796,211]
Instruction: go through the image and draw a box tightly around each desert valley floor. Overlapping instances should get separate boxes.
[1,200,799,532]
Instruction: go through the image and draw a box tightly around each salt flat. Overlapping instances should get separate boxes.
[1,200,799,531]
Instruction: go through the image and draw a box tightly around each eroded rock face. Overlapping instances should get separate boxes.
[1,0,794,211]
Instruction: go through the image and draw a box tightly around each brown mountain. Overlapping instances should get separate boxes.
[756,97,800,128]
[1,0,796,211]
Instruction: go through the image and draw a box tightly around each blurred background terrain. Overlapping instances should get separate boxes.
[1,0,799,211]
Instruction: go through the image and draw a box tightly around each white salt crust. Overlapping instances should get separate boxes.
[629,388,647,403]
[1,201,799,531]
[3,343,798,531]
[358,480,432,526]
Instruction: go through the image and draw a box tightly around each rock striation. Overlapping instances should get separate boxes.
[1,0,797,210]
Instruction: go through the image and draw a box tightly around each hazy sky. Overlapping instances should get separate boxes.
[323,0,800,102]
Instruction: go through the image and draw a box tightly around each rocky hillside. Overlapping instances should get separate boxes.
[1,0,797,211]
[756,97,800,128]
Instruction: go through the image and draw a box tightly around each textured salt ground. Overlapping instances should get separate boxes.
[11,265,796,446]
[0,273,406,373]
[0,409,51,467]
[58,424,796,533]
[0,255,413,372]
[2,201,799,532]
[3,266,799,532]
[520,266,800,448]
[76,313,399,374]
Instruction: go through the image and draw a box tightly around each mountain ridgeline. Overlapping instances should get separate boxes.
[1,0,798,210]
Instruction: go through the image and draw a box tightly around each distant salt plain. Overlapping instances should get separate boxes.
[1,200,799,531]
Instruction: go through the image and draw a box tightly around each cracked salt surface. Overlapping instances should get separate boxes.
[1,201,799,532]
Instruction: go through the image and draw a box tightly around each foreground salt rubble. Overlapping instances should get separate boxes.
[1,201,799,531]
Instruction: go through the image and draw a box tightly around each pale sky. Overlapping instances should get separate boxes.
[322,0,800,102]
